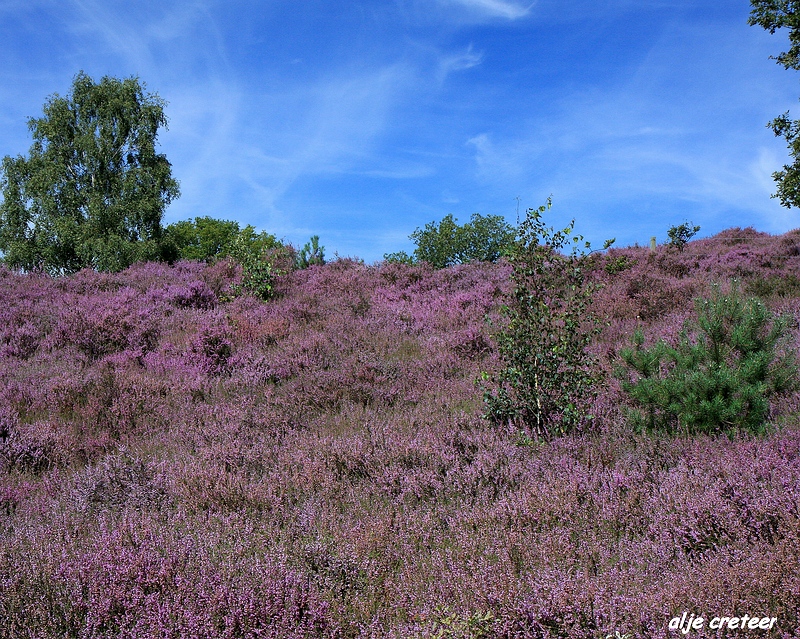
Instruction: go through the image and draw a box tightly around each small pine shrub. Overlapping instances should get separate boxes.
[296,235,325,269]
[617,282,798,435]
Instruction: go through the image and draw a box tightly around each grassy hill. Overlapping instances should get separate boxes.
[1,228,799,638]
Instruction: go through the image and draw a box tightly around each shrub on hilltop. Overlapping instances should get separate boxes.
[163,216,283,264]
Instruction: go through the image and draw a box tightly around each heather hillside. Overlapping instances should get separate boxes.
[1,229,800,638]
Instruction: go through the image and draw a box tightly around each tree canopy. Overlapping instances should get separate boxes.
[749,1,800,208]
[0,72,179,274]
[386,212,515,268]
[163,216,285,264]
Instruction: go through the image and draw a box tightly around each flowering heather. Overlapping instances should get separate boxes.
[1,231,800,637]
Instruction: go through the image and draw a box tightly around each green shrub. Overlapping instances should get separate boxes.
[382,250,415,265]
[228,235,292,301]
[403,212,515,268]
[482,199,609,440]
[667,222,700,252]
[617,283,797,435]
[232,225,283,261]
[164,217,282,263]
[236,257,278,301]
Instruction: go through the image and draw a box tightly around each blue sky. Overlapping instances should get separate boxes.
[1,0,798,262]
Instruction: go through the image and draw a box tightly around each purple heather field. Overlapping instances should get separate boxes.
[1,228,800,638]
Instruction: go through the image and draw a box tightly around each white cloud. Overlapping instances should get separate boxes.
[457,15,800,243]
[441,0,533,20]
[467,132,537,184]
[437,45,483,81]
[165,62,418,237]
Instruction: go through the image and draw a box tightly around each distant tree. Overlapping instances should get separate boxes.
[0,72,179,274]
[459,212,517,263]
[238,225,284,259]
[410,214,460,268]
[404,212,515,268]
[749,1,800,207]
[164,217,281,263]
[382,250,415,265]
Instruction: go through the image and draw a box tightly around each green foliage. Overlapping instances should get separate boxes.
[767,111,800,207]
[604,254,637,275]
[164,216,240,262]
[667,222,700,252]
[617,283,798,435]
[296,234,325,269]
[409,214,458,268]
[229,244,280,302]
[223,230,289,301]
[382,250,415,265]
[482,199,606,441]
[164,216,281,264]
[238,225,284,258]
[0,72,179,274]
[749,0,800,70]
[458,212,516,263]
[749,1,800,207]
[408,212,515,268]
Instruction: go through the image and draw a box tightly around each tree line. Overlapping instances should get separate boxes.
[0,72,515,274]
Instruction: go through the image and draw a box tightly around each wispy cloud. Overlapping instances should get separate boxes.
[63,0,230,83]
[437,45,483,81]
[462,17,800,242]
[466,105,794,240]
[441,0,533,20]
[66,0,158,71]
[165,62,417,238]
